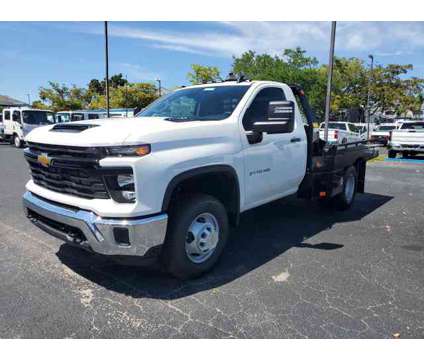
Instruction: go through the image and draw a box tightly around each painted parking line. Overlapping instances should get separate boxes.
[384,157,424,165]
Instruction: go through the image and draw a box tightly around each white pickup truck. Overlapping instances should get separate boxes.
[22,80,377,279]
[388,121,424,158]
[370,123,398,145]
[318,122,365,144]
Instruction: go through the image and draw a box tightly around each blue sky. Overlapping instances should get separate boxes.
[1,21,423,102]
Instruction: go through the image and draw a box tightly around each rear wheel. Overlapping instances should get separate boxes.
[333,166,357,211]
[161,193,229,279]
[388,150,397,158]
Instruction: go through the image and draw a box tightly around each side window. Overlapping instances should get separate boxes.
[242,87,286,131]
[71,113,84,121]
[88,113,99,120]
[13,111,21,123]
[4,111,10,120]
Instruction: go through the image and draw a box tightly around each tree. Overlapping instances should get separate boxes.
[187,64,221,85]
[87,74,128,98]
[110,73,128,88]
[232,48,327,118]
[89,82,158,109]
[231,48,424,120]
[88,79,104,95]
[38,82,90,112]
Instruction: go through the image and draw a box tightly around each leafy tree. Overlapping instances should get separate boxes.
[187,64,221,85]
[232,48,327,118]
[31,100,49,110]
[38,82,90,112]
[88,79,104,95]
[110,73,128,88]
[89,83,158,109]
[232,48,424,120]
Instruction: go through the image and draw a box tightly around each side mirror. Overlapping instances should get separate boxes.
[252,101,295,134]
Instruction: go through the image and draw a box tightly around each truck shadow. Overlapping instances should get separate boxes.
[56,192,392,300]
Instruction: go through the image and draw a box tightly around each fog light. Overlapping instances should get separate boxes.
[117,174,134,188]
[104,171,136,203]
[121,190,136,202]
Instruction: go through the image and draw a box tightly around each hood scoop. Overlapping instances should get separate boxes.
[50,123,99,133]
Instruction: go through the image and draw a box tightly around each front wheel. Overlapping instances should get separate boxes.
[161,193,229,279]
[13,134,23,148]
[333,166,357,211]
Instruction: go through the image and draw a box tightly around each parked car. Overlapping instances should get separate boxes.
[319,122,365,144]
[56,110,108,122]
[22,80,377,279]
[2,107,55,148]
[370,123,398,145]
[388,121,424,158]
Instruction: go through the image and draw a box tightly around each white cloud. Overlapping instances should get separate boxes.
[80,21,424,59]
[116,63,160,82]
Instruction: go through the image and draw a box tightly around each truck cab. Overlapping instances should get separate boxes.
[22,80,377,279]
[2,107,55,148]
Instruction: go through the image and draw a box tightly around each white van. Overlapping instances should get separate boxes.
[2,107,55,148]
[56,110,107,122]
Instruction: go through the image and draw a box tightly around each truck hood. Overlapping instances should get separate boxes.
[25,117,230,147]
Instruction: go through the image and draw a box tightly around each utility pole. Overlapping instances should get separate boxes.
[125,74,128,117]
[156,78,162,97]
[104,21,110,118]
[366,54,374,139]
[27,94,31,106]
[323,21,337,143]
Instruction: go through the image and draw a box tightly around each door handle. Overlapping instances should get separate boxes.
[290,137,301,143]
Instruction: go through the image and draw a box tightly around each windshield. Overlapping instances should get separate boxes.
[401,122,424,130]
[22,111,55,125]
[377,125,396,131]
[138,85,250,121]
[320,123,347,130]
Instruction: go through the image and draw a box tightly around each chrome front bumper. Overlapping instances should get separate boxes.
[23,191,168,257]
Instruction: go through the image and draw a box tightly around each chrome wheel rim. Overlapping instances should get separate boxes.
[344,174,355,203]
[185,212,219,264]
[14,136,20,147]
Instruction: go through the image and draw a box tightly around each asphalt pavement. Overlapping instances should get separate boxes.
[0,143,423,338]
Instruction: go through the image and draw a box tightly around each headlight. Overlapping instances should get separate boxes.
[104,171,136,203]
[105,144,150,157]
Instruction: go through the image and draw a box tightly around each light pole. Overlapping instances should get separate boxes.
[156,78,162,97]
[366,54,374,139]
[323,21,337,143]
[27,94,31,106]
[104,21,110,118]
[125,74,128,117]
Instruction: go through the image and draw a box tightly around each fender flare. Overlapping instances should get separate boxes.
[161,164,240,221]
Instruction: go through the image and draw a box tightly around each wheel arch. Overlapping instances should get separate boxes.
[162,165,241,226]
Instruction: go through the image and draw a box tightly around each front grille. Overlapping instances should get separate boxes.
[25,143,110,200]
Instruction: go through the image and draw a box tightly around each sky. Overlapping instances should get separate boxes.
[1,21,424,102]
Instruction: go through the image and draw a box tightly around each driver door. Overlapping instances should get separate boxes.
[241,86,307,209]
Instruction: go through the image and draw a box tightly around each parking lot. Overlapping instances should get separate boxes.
[0,144,423,338]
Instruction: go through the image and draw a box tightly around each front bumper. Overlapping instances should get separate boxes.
[23,191,168,257]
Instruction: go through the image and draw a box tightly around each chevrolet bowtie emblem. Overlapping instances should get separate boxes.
[37,153,51,167]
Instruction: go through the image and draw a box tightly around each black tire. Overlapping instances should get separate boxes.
[161,193,229,279]
[402,152,410,159]
[388,150,396,158]
[13,134,22,148]
[333,166,357,211]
